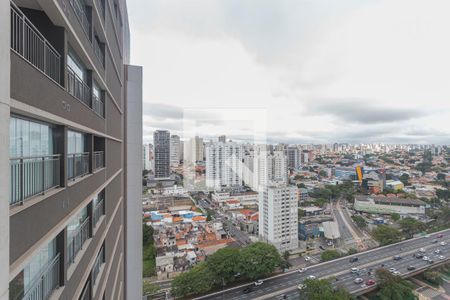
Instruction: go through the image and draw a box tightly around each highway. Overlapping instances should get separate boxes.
[195,229,450,300]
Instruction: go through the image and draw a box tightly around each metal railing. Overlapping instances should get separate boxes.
[23,253,60,300]
[93,151,105,170]
[10,154,61,206]
[67,66,91,106]
[93,38,104,66]
[69,0,90,37]
[92,247,105,284]
[93,198,105,227]
[67,152,90,180]
[67,217,91,264]
[10,2,61,84]
[92,94,104,117]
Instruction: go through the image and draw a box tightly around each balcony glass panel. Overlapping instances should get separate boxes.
[67,207,90,264]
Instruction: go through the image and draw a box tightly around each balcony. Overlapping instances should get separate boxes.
[67,152,90,181]
[67,66,91,107]
[67,217,91,264]
[10,2,61,84]
[93,197,104,227]
[92,246,105,284]
[93,151,105,171]
[93,37,104,67]
[92,94,104,117]
[22,254,60,300]
[10,155,61,206]
[69,0,90,38]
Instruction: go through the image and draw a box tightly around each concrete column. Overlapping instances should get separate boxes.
[0,0,10,299]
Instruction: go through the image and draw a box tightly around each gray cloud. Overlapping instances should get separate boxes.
[308,100,427,124]
[143,103,183,121]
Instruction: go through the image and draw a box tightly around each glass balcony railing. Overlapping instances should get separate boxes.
[67,66,91,107]
[10,2,61,84]
[10,154,61,206]
[69,0,90,37]
[22,253,60,300]
[93,151,105,171]
[93,197,105,228]
[92,94,104,117]
[67,152,90,181]
[67,217,91,264]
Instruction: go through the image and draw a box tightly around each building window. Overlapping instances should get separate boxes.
[67,51,91,106]
[92,191,105,228]
[9,116,60,205]
[9,238,60,300]
[67,206,90,264]
[92,245,105,285]
[67,130,89,180]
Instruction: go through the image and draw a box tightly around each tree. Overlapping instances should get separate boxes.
[372,225,402,246]
[399,217,426,239]
[437,173,446,181]
[423,271,442,285]
[297,182,306,188]
[319,170,328,177]
[391,213,400,222]
[351,215,367,228]
[298,209,306,219]
[347,248,357,255]
[205,247,240,284]
[300,278,352,300]
[206,212,212,221]
[143,223,154,246]
[171,263,216,298]
[238,242,282,280]
[399,174,410,186]
[143,281,160,296]
[376,268,415,300]
[321,250,341,262]
[143,224,156,277]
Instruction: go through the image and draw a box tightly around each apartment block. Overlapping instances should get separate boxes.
[259,185,299,252]
[205,142,243,190]
[154,130,170,179]
[1,0,142,299]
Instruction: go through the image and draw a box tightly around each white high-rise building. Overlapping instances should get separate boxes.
[271,150,288,184]
[184,136,204,164]
[206,142,243,189]
[247,146,288,190]
[259,185,299,252]
[143,143,154,171]
[170,135,181,166]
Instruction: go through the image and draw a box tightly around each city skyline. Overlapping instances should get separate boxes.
[128,0,450,145]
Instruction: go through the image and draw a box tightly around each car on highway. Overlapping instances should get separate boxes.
[307,275,316,280]
[428,259,434,264]
[298,284,305,290]
[254,280,264,286]
[415,252,424,258]
[298,268,307,273]
[432,240,438,244]
[389,268,396,273]
[438,255,445,260]
[440,241,447,246]
[354,278,364,284]
[304,256,311,262]
[349,257,358,263]
[243,287,253,294]
[419,248,426,253]
[351,268,359,273]
[435,249,441,254]
[437,234,444,238]
[366,279,376,286]
[423,256,430,261]
[393,271,401,276]
[393,255,402,261]
[407,265,416,271]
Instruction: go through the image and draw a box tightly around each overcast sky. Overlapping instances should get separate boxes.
[127,0,450,145]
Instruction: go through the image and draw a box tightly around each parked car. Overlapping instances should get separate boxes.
[366,279,376,286]
[349,257,358,263]
[354,278,364,284]
[254,280,264,286]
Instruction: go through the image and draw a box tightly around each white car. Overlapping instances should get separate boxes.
[307,275,316,280]
[351,268,359,273]
[438,255,445,260]
[304,256,311,262]
[254,280,264,286]
[354,278,364,284]
[298,284,305,290]
[423,256,429,261]
[419,248,426,253]
[389,268,396,273]
[440,241,447,246]
[393,271,401,276]
[298,268,307,273]
[435,249,441,254]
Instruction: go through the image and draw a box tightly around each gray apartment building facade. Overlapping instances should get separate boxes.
[0,0,142,299]
[154,130,170,179]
